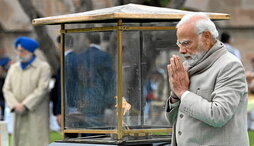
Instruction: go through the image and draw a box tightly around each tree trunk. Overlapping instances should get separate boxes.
[17,0,59,74]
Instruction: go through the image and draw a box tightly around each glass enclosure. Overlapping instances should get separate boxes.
[62,23,178,140]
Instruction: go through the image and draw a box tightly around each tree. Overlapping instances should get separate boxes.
[17,0,59,74]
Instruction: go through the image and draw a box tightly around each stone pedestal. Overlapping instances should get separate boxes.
[49,142,170,146]
[0,121,8,146]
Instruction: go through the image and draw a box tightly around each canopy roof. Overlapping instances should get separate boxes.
[32,3,230,25]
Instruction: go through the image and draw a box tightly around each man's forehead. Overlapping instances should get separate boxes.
[17,45,27,52]
[177,23,195,37]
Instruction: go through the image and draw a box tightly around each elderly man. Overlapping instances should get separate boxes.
[3,36,51,146]
[166,13,249,146]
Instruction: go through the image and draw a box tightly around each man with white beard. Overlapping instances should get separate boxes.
[165,13,249,146]
[3,37,50,146]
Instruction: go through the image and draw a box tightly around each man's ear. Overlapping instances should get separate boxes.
[203,31,211,41]
[202,31,213,49]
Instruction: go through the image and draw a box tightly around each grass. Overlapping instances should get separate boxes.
[7,131,254,145]
[8,131,62,145]
[50,131,62,143]
[249,130,254,146]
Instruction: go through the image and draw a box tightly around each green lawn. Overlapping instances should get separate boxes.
[9,131,62,145]
[8,131,254,145]
[249,131,254,146]
[49,131,62,143]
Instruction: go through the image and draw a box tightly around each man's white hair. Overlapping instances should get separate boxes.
[176,12,219,40]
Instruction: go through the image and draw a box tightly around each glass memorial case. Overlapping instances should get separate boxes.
[32,3,229,145]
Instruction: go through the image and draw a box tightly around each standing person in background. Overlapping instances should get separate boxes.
[3,36,51,146]
[50,36,62,126]
[246,58,254,130]
[51,35,78,126]
[246,71,254,130]
[61,35,78,114]
[247,58,254,94]
[143,72,160,121]
[221,32,241,60]
[166,13,249,146]
[0,48,11,120]
[77,33,116,128]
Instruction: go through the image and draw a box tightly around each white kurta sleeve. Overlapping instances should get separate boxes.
[3,65,19,110]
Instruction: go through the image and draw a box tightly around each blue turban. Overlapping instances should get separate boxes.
[0,57,10,66]
[14,36,39,53]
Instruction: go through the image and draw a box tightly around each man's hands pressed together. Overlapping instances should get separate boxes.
[15,103,26,114]
[167,55,190,99]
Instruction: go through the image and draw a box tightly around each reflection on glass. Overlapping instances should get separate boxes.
[64,32,117,129]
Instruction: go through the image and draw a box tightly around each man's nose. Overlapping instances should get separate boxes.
[179,46,187,54]
[18,52,22,56]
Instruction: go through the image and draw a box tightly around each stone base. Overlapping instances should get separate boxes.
[0,121,8,146]
[49,141,170,146]
[49,135,171,146]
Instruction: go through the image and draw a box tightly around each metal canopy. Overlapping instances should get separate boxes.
[32,3,230,25]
